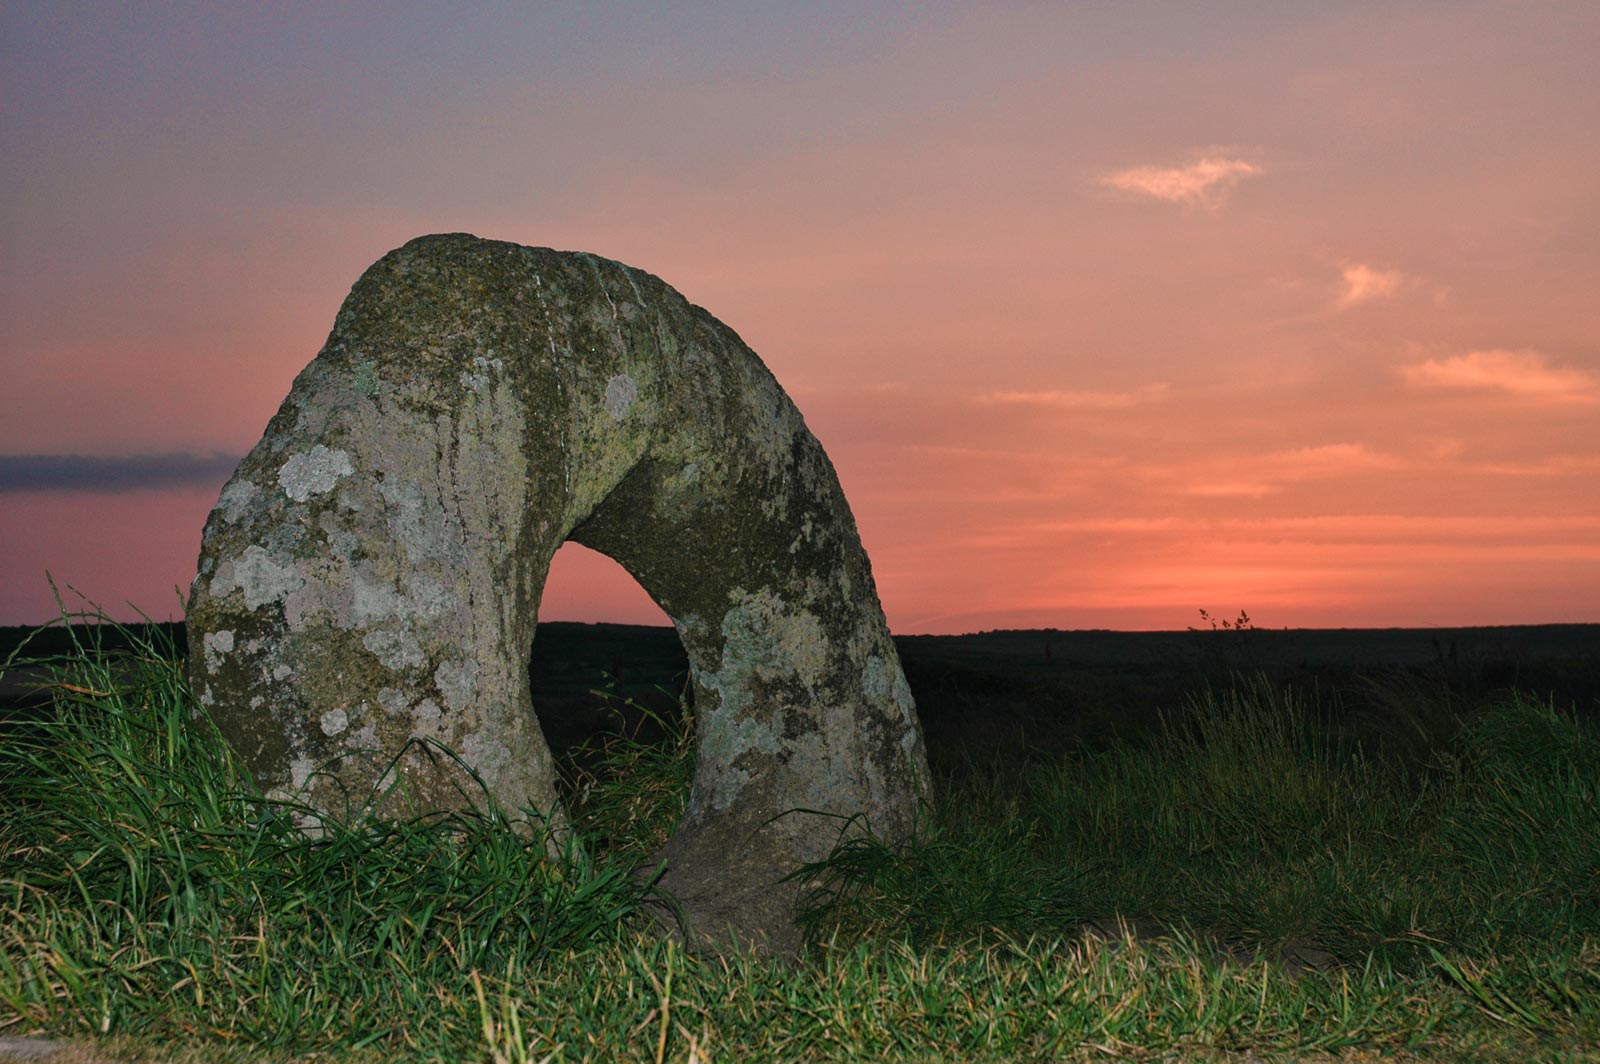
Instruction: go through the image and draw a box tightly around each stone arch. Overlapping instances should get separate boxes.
[186,233,929,954]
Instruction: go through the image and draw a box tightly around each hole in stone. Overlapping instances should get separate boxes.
[529,541,691,769]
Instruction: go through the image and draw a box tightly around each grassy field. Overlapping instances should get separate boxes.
[1,616,1596,1062]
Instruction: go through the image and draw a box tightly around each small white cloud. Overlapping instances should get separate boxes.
[1100,156,1262,207]
[1400,350,1599,404]
[978,384,1169,410]
[1336,263,1403,308]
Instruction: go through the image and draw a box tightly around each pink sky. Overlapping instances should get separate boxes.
[3,4,1597,633]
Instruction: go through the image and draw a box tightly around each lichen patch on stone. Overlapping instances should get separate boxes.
[287,757,316,792]
[604,373,638,422]
[277,444,353,502]
[434,659,480,712]
[217,480,259,524]
[378,477,465,566]
[212,545,306,611]
[364,628,424,670]
[460,353,505,394]
[352,360,380,397]
[351,571,406,627]
[863,653,916,715]
[715,589,828,691]
[202,629,234,671]
[462,731,511,786]
[404,574,457,618]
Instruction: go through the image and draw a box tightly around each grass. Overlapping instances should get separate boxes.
[1,613,1596,1062]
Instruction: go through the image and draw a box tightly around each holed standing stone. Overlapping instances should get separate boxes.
[186,233,930,955]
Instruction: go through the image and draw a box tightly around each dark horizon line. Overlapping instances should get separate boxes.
[0,616,1594,637]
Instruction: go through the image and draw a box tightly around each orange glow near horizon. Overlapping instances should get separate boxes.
[2,5,1597,634]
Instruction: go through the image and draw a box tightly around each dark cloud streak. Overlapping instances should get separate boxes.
[0,452,242,494]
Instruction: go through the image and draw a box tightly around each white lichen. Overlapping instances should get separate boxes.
[379,477,463,565]
[459,353,504,394]
[202,629,234,671]
[288,756,316,791]
[212,545,305,611]
[363,627,424,670]
[278,445,354,502]
[714,590,827,691]
[604,374,638,422]
[351,570,407,626]
[404,573,456,618]
[693,591,832,811]
[462,731,510,786]
[863,654,915,714]
[408,698,444,741]
[434,659,480,712]
[217,480,259,524]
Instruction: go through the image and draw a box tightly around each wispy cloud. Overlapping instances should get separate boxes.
[1472,454,1600,477]
[1181,443,1405,497]
[1399,350,1599,404]
[0,452,241,494]
[1022,514,1600,540]
[1336,263,1403,308]
[1183,480,1278,498]
[787,380,910,398]
[1100,156,1262,207]
[1264,443,1407,480]
[977,383,1169,410]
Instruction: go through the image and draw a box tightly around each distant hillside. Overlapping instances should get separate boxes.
[5,618,1595,768]
[895,623,1600,670]
[8,618,1592,669]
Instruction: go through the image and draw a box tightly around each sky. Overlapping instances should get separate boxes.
[2,2,1597,635]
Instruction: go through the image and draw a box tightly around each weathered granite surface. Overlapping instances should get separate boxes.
[186,233,929,954]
